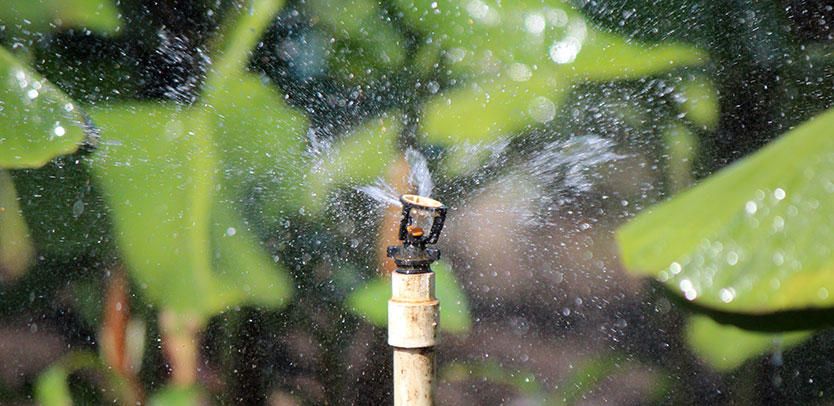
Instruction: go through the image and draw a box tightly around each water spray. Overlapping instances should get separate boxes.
[387,194,447,405]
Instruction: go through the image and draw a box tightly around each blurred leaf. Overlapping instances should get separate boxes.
[307,0,406,81]
[443,361,542,397]
[88,0,294,322]
[394,0,705,143]
[205,0,285,95]
[34,352,112,406]
[423,70,570,144]
[0,46,91,168]
[35,365,72,406]
[148,386,202,406]
[0,170,34,280]
[550,354,625,406]
[686,315,809,371]
[617,107,834,314]
[90,104,292,320]
[212,74,309,219]
[212,204,292,308]
[0,0,121,36]
[663,123,696,192]
[347,260,472,334]
[304,115,400,211]
[433,260,472,333]
[677,76,719,130]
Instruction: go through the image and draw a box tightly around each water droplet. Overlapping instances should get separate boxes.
[818,288,829,300]
[772,216,785,231]
[727,251,739,266]
[719,288,736,303]
[508,63,532,82]
[745,200,758,215]
[669,262,682,275]
[549,38,581,64]
[774,188,786,200]
[679,279,697,301]
[53,123,66,137]
[226,227,237,236]
[524,13,546,35]
[72,199,85,218]
[528,96,556,123]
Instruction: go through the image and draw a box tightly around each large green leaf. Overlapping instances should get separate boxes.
[212,74,309,219]
[89,104,292,320]
[87,0,298,321]
[394,0,705,143]
[618,107,834,314]
[686,315,809,371]
[0,0,121,36]
[347,260,472,334]
[0,47,91,168]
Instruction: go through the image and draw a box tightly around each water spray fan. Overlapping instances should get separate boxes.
[386,194,446,405]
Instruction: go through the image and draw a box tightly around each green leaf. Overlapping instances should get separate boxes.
[34,352,104,406]
[617,107,834,313]
[686,315,809,371]
[394,0,705,144]
[347,260,472,334]
[148,386,203,406]
[87,0,296,322]
[212,74,309,219]
[35,366,72,406]
[663,123,697,193]
[212,204,293,309]
[677,76,719,130]
[443,361,542,397]
[433,261,473,333]
[307,0,406,81]
[304,115,400,211]
[0,0,121,36]
[0,170,34,279]
[422,70,570,144]
[204,0,285,96]
[0,47,91,168]
[89,104,292,320]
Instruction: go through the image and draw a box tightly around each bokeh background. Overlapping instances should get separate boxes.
[1,0,834,404]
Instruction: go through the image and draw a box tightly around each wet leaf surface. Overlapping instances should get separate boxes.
[0,47,91,168]
[619,108,834,314]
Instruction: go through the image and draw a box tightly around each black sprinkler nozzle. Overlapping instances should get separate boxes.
[387,194,446,274]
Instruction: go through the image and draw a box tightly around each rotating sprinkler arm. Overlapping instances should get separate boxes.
[387,194,446,406]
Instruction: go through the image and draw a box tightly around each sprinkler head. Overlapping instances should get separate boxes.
[387,194,447,273]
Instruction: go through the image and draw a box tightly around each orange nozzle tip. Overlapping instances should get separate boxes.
[407,225,424,237]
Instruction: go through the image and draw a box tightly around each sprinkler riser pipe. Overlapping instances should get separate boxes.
[393,348,434,406]
[388,271,439,348]
[389,271,438,405]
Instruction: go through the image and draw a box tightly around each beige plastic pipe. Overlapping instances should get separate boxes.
[388,270,439,405]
